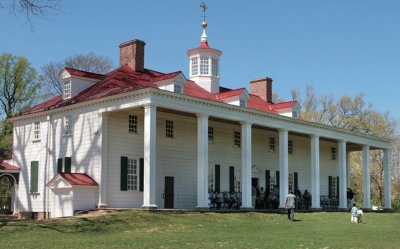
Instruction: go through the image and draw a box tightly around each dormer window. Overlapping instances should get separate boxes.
[64,79,71,99]
[200,57,209,75]
[174,84,182,94]
[292,111,299,119]
[212,58,218,76]
[191,57,199,76]
[239,99,246,107]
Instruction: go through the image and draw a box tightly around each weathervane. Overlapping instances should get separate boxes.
[200,1,208,29]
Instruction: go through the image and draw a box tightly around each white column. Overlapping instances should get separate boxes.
[196,114,209,208]
[98,112,109,208]
[241,122,252,208]
[362,145,371,209]
[279,129,289,208]
[338,140,347,209]
[142,104,158,209]
[311,135,320,208]
[384,149,392,209]
[346,151,351,188]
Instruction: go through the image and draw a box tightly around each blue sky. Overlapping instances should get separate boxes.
[2,0,400,120]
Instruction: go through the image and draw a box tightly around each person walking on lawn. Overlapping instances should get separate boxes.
[284,190,297,221]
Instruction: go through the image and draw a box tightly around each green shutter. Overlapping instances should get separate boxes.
[57,158,63,173]
[336,176,340,198]
[294,172,298,191]
[229,166,235,193]
[64,157,71,173]
[30,161,39,193]
[215,165,220,192]
[265,170,270,194]
[276,171,280,190]
[139,158,144,192]
[120,157,128,191]
[328,176,332,198]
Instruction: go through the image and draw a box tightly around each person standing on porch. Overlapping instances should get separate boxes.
[284,190,297,221]
[347,188,354,209]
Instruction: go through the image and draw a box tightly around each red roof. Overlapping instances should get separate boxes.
[59,173,98,186]
[216,88,246,100]
[0,160,20,171]
[199,41,210,49]
[65,67,105,80]
[270,101,297,110]
[13,65,297,118]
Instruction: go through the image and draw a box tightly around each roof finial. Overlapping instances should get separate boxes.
[200,1,208,29]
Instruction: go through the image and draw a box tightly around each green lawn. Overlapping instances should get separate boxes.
[0,210,399,249]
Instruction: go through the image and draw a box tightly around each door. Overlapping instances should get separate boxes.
[164,176,174,208]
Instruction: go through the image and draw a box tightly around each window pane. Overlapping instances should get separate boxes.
[129,115,138,133]
[200,57,209,75]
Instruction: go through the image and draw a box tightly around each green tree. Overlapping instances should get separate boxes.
[0,53,42,159]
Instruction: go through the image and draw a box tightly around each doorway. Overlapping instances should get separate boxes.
[164,176,174,208]
[0,175,12,214]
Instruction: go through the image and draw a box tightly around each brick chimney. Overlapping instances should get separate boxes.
[119,39,146,72]
[250,77,273,103]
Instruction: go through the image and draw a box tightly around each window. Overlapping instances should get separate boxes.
[208,127,214,143]
[208,169,214,193]
[174,84,182,94]
[33,121,40,140]
[64,115,72,135]
[269,171,277,192]
[191,57,198,76]
[166,120,174,138]
[288,140,293,154]
[239,99,246,107]
[57,157,72,173]
[30,161,39,193]
[292,111,299,118]
[64,79,71,99]
[288,172,294,192]
[234,131,241,147]
[200,57,209,75]
[269,137,275,152]
[234,176,241,193]
[127,158,138,191]
[212,58,218,76]
[331,147,336,160]
[129,115,138,133]
[329,176,337,197]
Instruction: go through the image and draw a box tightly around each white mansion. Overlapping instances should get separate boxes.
[2,21,392,218]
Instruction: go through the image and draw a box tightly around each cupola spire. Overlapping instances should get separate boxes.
[200,2,209,47]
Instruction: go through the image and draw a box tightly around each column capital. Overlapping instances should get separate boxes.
[240,121,252,126]
[143,103,157,109]
[97,111,110,118]
[278,128,289,133]
[310,134,320,139]
[196,113,209,119]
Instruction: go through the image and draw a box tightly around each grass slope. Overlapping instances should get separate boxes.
[0,210,399,249]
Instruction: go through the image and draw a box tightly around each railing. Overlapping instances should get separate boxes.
[320,195,339,210]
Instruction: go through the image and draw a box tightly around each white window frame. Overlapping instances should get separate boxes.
[331,147,336,160]
[174,84,182,94]
[234,131,241,147]
[127,158,138,191]
[129,115,138,134]
[208,169,214,193]
[64,79,71,99]
[288,140,293,154]
[33,121,40,141]
[64,115,72,135]
[239,99,246,107]
[330,176,337,197]
[200,57,209,75]
[288,172,294,192]
[211,58,218,76]
[269,136,276,152]
[269,171,276,193]
[166,120,174,138]
[191,57,199,76]
[208,126,214,143]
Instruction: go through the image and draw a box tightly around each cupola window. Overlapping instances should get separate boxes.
[200,57,209,75]
[212,58,218,76]
[191,57,199,76]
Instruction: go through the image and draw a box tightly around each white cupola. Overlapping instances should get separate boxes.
[186,19,222,94]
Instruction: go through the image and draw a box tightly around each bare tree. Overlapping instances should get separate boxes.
[1,0,61,28]
[42,53,113,96]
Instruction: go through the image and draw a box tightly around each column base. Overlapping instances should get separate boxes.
[97,204,108,209]
[141,204,158,210]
